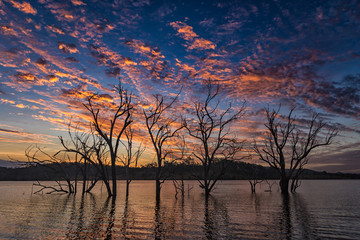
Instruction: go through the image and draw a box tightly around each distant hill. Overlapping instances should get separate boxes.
[0,159,25,168]
[0,161,359,181]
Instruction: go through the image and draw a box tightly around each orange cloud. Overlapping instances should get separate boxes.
[0,25,18,36]
[71,0,86,6]
[15,103,27,109]
[32,114,65,125]
[170,21,216,51]
[58,42,79,54]
[50,9,74,21]
[0,99,15,104]
[188,38,216,50]
[47,25,65,35]
[45,75,59,82]
[10,0,37,15]
[123,57,138,66]
[15,72,36,81]
[170,21,198,40]
[126,39,165,59]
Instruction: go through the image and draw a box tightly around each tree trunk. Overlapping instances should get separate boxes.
[82,160,88,194]
[204,182,210,198]
[111,154,117,197]
[203,162,210,198]
[125,166,130,197]
[156,179,161,202]
[181,177,184,199]
[249,181,255,193]
[155,160,162,201]
[104,179,112,197]
[126,180,130,197]
[280,175,289,194]
[86,178,99,192]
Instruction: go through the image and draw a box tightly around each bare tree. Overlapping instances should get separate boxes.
[58,124,112,196]
[143,93,184,200]
[264,180,276,192]
[184,82,246,197]
[254,107,338,194]
[120,126,145,197]
[168,136,189,199]
[247,163,264,193]
[84,83,133,197]
[290,156,308,192]
[25,145,75,194]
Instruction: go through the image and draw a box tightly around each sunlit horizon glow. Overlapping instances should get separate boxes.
[0,0,359,173]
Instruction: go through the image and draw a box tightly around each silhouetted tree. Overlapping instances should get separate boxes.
[58,123,112,196]
[247,163,263,193]
[168,136,189,199]
[254,107,337,194]
[184,82,245,197]
[120,126,145,197]
[143,93,184,201]
[84,83,133,197]
[25,145,75,194]
[290,157,307,192]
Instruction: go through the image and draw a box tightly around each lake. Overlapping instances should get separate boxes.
[0,180,359,239]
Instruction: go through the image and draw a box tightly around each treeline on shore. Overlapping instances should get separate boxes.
[1,160,359,181]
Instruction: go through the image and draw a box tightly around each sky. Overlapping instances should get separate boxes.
[0,0,359,173]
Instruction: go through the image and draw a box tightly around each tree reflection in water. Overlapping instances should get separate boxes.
[66,194,115,239]
[279,193,316,240]
[280,194,292,240]
[120,194,136,239]
[105,197,116,239]
[5,181,354,239]
[203,195,230,240]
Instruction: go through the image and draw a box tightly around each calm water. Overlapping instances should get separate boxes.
[0,180,359,239]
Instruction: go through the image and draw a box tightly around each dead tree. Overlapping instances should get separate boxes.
[58,124,112,196]
[25,145,75,194]
[143,93,184,201]
[84,83,133,197]
[184,82,245,197]
[290,157,308,192]
[57,123,92,194]
[169,136,189,199]
[264,180,276,192]
[248,163,263,193]
[120,126,145,197]
[254,107,337,194]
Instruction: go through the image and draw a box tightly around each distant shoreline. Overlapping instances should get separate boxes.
[1,162,359,181]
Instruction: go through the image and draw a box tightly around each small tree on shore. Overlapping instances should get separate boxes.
[254,107,337,194]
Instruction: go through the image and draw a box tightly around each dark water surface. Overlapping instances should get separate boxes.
[0,180,359,239]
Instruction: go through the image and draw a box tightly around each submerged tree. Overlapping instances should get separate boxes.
[84,83,133,197]
[25,145,76,194]
[59,123,112,196]
[247,163,264,193]
[168,136,189,199]
[120,126,145,197]
[184,82,246,197]
[254,107,337,194]
[143,93,184,200]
